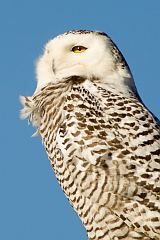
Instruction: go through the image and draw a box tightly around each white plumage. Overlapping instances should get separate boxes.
[21,30,160,240]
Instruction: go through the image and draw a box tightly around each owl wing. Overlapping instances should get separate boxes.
[20,82,160,239]
[57,84,160,238]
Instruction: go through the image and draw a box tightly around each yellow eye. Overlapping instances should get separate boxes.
[72,46,87,53]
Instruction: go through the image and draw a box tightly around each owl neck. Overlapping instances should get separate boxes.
[97,70,140,99]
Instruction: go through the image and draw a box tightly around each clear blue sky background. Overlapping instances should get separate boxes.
[1,1,160,239]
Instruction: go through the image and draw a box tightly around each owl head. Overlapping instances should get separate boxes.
[35,30,137,94]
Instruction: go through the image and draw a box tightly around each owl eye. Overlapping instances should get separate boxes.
[71,46,87,53]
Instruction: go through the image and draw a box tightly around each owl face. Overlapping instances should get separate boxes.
[35,30,133,93]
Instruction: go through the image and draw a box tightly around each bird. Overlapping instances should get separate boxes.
[20,30,160,240]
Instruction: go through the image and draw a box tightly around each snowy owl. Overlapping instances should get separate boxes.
[20,30,160,240]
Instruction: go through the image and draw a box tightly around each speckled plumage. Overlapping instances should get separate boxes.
[20,30,160,240]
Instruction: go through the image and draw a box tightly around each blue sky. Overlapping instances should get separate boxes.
[1,1,160,239]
